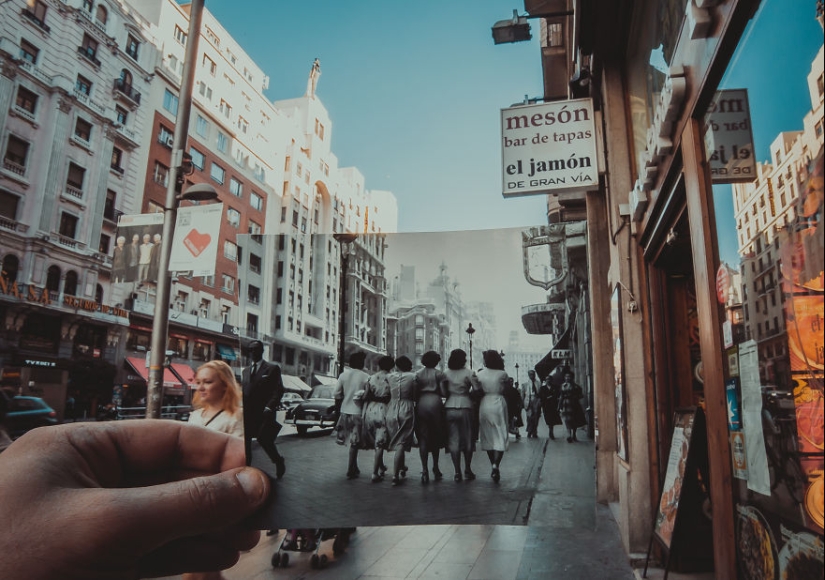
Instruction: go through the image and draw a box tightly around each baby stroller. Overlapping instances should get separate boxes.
[271,527,355,569]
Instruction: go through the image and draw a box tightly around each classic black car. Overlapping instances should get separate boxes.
[284,385,338,435]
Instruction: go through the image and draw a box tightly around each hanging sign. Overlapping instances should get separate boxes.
[501,98,598,197]
[169,204,224,276]
[704,89,756,183]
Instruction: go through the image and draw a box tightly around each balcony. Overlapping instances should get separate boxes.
[113,79,141,106]
[18,60,51,84]
[77,46,101,68]
[2,159,26,177]
[0,216,29,233]
[64,184,84,200]
[110,164,125,176]
[21,8,50,32]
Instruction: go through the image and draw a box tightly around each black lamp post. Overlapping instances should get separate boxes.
[466,323,475,369]
[334,233,357,376]
[515,362,520,385]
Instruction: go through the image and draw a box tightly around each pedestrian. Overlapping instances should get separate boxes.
[522,369,542,438]
[414,350,447,483]
[189,360,243,438]
[138,233,153,283]
[241,340,286,478]
[126,233,140,282]
[538,375,563,440]
[386,355,415,486]
[362,355,393,482]
[477,350,510,482]
[185,360,244,580]
[559,371,587,442]
[443,349,479,482]
[112,236,127,283]
[504,376,523,439]
[334,351,369,479]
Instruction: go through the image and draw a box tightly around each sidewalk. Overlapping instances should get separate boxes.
[161,421,638,579]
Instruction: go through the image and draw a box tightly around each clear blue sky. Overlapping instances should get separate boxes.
[714,0,823,266]
[199,0,548,233]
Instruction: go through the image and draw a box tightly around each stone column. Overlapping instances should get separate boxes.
[38,95,74,233]
[0,61,17,135]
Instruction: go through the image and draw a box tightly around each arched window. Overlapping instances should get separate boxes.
[46,265,61,293]
[64,271,79,296]
[95,284,104,304]
[1,254,20,283]
[119,68,133,89]
[83,0,94,13]
[95,4,108,26]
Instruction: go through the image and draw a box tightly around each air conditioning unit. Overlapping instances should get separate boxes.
[165,137,174,147]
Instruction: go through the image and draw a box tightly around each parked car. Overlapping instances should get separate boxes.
[4,396,58,438]
[284,385,338,436]
[278,392,305,412]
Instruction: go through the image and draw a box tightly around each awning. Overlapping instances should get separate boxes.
[281,374,312,393]
[125,357,182,388]
[534,328,571,383]
[169,363,196,388]
[314,374,338,387]
[216,344,238,361]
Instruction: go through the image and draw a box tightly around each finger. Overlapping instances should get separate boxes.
[137,536,242,578]
[107,466,269,551]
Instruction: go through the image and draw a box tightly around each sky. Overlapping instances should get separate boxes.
[199,0,549,233]
[712,0,823,266]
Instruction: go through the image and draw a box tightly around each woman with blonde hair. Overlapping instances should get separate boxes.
[188,360,243,439]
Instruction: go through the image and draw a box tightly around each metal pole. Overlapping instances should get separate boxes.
[146,0,205,419]
[337,249,347,376]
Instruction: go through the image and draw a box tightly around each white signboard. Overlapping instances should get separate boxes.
[704,89,756,183]
[551,349,572,360]
[169,204,223,276]
[501,98,598,197]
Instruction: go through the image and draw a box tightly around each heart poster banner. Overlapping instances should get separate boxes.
[169,203,224,276]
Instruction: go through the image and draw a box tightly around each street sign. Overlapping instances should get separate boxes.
[551,349,571,360]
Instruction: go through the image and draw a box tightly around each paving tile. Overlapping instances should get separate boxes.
[467,549,523,580]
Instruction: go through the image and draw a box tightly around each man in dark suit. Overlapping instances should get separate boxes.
[242,340,286,478]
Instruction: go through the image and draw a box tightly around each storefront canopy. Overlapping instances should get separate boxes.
[281,374,311,393]
[534,328,572,383]
[125,357,181,388]
[169,363,196,388]
[215,344,238,361]
[314,374,338,387]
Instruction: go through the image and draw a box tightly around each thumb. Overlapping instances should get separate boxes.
[111,466,270,550]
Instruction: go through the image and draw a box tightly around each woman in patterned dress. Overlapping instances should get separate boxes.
[443,349,479,482]
[476,350,510,482]
[386,356,416,486]
[362,355,394,482]
[414,350,448,483]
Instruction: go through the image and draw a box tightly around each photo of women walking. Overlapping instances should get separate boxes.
[476,350,510,482]
[443,349,479,482]
[334,351,370,479]
[386,356,415,485]
[539,375,562,440]
[362,355,394,482]
[414,350,447,483]
[558,371,587,442]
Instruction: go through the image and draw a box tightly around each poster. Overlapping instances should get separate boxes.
[611,286,628,461]
[113,213,164,286]
[653,410,695,548]
[739,339,771,495]
[169,204,224,276]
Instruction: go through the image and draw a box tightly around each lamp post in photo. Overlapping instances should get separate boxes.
[466,323,475,370]
[515,362,520,386]
[145,0,212,419]
[333,233,357,376]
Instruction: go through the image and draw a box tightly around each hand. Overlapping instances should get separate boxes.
[0,421,270,580]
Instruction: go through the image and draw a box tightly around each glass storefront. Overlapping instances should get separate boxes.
[702,1,824,576]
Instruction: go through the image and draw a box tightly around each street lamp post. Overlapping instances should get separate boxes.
[466,323,475,369]
[146,0,208,419]
[333,233,357,376]
[515,362,520,385]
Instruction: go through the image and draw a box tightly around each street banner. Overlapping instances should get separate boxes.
[114,213,164,286]
[169,204,223,276]
[501,98,598,197]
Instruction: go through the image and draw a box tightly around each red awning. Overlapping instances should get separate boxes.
[170,363,197,388]
[125,357,182,388]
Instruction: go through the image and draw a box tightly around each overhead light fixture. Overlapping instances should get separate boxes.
[178,182,219,202]
[492,9,531,44]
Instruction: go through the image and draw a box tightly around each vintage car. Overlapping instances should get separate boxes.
[278,392,305,412]
[284,385,338,435]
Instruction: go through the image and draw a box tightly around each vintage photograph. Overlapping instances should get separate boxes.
[237,228,578,529]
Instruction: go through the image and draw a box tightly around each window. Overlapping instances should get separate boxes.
[75,75,92,96]
[153,161,169,186]
[15,86,38,116]
[94,4,107,27]
[158,124,173,146]
[249,253,262,273]
[229,177,242,197]
[74,117,92,142]
[103,189,116,221]
[23,1,48,30]
[110,147,123,173]
[189,147,205,170]
[216,132,227,152]
[221,274,235,293]
[280,206,286,222]
[237,116,248,133]
[174,25,187,45]
[125,35,140,61]
[223,240,237,260]
[19,39,39,64]
[59,212,78,239]
[197,81,213,100]
[3,135,30,173]
[314,118,325,140]
[195,115,209,137]
[99,233,110,254]
[82,0,93,12]
[250,192,263,211]
[248,220,262,235]
[66,163,85,191]
[219,100,232,118]
[226,207,240,227]
[202,54,216,76]
[210,162,225,184]
[79,34,99,64]
[246,313,258,335]
[163,89,178,115]
[115,106,128,125]
[248,284,260,305]
[292,210,299,227]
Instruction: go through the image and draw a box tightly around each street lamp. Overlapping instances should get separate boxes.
[466,323,475,369]
[333,232,357,376]
[145,0,210,420]
[515,362,520,385]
